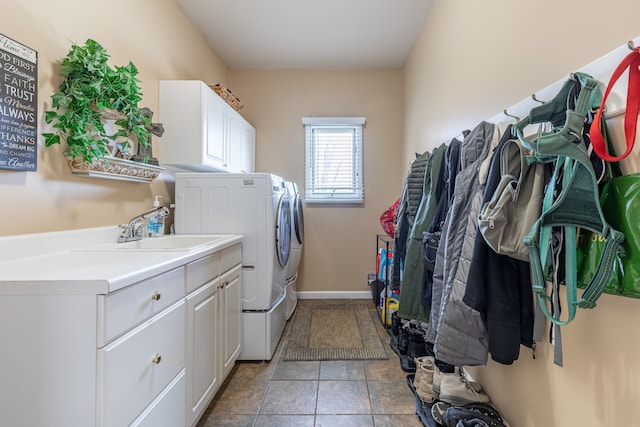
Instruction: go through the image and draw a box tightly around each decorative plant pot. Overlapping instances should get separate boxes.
[66,155,164,183]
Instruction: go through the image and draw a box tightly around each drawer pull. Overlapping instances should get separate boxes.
[152,354,162,364]
[151,292,162,301]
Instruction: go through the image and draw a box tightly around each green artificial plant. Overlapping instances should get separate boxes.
[42,39,151,163]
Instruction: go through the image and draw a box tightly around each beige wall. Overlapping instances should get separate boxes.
[0,0,227,236]
[5,1,640,424]
[404,0,640,425]
[228,70,405,294]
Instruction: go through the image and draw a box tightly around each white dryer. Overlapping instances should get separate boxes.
[284,181,304,319]
[174,172,291,361]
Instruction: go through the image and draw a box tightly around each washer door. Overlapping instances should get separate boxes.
[293,192,304,245]
[276,193,292,268]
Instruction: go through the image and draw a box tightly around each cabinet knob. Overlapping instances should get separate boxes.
[152,354,162,364]
[151,292,161,301]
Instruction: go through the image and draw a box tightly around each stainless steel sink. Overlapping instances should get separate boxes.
[76,235,232,252]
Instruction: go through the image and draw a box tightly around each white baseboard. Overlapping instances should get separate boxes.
[297,291,371,300]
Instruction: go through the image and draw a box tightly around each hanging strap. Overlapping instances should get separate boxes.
[531,169,564,366]
[550,227,565,366]
[517,73,625,326]
[590,45,640,162]
[500,139,525,199]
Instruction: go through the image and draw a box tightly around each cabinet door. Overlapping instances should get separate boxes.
[186,279,220,426]
[225,112,244,172]
[226,111,255,173]
[241,124,256,173]
[220,264,243,378]
[159,80,208,168]
[204,89,227,169]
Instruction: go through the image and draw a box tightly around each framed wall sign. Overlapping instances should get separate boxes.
[0,34,37,171]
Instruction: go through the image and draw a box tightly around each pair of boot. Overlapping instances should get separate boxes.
[413,356,438,403]
[398,323,432,371]
[437,367,490,406]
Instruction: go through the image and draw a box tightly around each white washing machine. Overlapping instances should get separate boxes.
[174,172,291,361]
[284,181,304,319]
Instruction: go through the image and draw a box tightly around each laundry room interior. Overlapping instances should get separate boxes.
[1,1,640,426]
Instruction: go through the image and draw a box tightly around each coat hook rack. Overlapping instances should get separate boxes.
[503,109,520,122]
[488,35,640,137]
[531,94,545,104]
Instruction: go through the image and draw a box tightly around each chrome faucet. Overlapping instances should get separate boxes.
[118,206,170,243]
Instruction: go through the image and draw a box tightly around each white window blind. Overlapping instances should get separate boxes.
[302,117,365,204]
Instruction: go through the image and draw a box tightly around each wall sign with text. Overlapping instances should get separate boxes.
[0,34,37,171]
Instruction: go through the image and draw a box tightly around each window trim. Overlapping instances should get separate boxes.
[302,116,365,204]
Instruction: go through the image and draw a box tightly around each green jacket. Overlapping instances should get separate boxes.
[398,143,447,321]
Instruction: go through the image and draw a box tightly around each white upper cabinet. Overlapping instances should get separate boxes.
[158,80,255,173]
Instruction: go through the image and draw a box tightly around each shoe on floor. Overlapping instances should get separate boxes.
[399,353,417,372]
[414,356,437,403]
[434,366,481,395]
[442,402,508,427]
[430,401,449,425]
[432,364,441,394]
[438,370,490,406]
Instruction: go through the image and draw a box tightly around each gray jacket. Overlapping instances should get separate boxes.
[429,121,499,366]
[391,151,430,289]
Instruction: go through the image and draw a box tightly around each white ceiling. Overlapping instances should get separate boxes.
[175,0,434,70]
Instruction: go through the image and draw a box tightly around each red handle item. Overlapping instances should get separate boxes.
[590,46,640,162]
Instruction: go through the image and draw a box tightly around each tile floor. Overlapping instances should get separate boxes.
[196,300,423,427]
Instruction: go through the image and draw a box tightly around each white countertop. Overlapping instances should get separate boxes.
[0,226,242,295]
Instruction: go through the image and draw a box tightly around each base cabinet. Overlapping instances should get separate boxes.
[0,241,242,427]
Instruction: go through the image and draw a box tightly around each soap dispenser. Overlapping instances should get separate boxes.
[147,196,165,237]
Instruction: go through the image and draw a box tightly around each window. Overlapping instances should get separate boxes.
[302,117,365,204]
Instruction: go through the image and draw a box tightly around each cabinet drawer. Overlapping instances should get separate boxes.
[220,243,242,273]
[130,370,185,427]
[186,252,221,293]
[98,300,185,427]
[98,267,185,346]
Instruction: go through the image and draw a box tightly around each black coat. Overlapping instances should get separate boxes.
[463,127,534,365]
